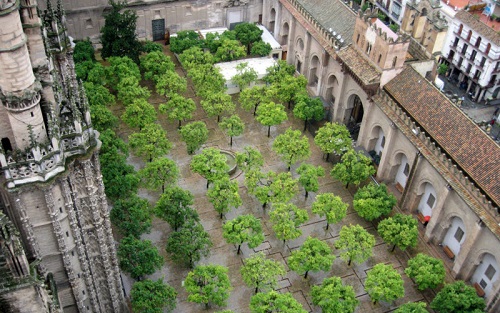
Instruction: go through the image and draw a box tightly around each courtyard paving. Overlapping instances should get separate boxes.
[114,47,446,312]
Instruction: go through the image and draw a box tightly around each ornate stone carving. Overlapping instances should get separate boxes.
[0,0,16,10]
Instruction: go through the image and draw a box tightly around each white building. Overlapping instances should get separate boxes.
[215,57,277,94]
[441,10,500,101]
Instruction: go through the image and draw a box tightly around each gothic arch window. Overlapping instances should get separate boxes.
[475,36,482,48]
[421,8,427,16]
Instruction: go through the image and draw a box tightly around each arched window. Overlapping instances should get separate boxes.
[392,56,398,67]
[485,43,491,56]
[378,54,382,64]
[475,36,482,48]
[467,30,472,41]
[458,24,463,36]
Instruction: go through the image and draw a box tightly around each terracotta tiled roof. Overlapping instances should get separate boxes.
[455,10,500,46]
[295,0,356,45]
[384,66,500,206]
[336,46,381,85]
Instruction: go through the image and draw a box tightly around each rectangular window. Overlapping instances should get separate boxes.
[462,44,468,55]
[480,57,486,68]
[427,194,436,208]
[453,37,459,47]
[485,264,496,280]
[470,50,477,61]
[297,61,302,73]
[403,163,410,176]
[454,227,464,242]
[480,279,488,289]
[457,57,463,68]
[466,63,472,74]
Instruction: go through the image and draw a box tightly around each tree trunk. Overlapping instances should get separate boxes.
[178,120,182,128]
[217,115,220,123]
[162,184,165,193]
[348,258,352,266]
[253,105,258,116]
[262,202,267,209]
[267,126,271,138]
[288,101,292,109]
[326,153,330,162]
[325,222,329,230]
[220,212,224,219]
[305,190,309,199]
[237,244,241,255]
[345,182,349,189]
[391,244,397,252]
[206,180,210,189]
[255,287,259,294]
[230,136,233,147]
[303,119,308,132]
[304,271,309,279]
[288,165,291,171]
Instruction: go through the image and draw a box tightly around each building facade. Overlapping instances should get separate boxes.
[442,10,500,101]
[13,0,500,311]
[0,1,126,312]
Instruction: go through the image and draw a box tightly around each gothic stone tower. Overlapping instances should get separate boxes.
[0,0,126,312]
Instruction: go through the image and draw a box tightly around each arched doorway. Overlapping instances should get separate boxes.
[472,253,499,297]
[492,86,500,99]
[269,9,276,33]
[325,75,338,105]
[373,127,385,157]
[344,94,364,139]
[309,55,320,87]
[417,182,437,217]
[394,153,409,190]
[281,22,289,46]
[442,216,466,257]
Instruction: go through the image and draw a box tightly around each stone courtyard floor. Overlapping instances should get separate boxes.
[113,46,449,312]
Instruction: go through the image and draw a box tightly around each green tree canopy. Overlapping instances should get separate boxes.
[110,195,152,238]
[271,75,307,108]
[250,291,307,313]
[159,93,196,128]
[236,146,264,172]
[170,30,204,54]
[430,281,486,313]
[269,202,309,244]
[330,149,376,188]
[223,215,265,255]
[288,236,335,278]
[232,62,258,91]
[239,85,271,116]
[251,40,272,56]
[129,123,172,162]
[141,40,164,53]
[293,94,324,131]
[88,103,118,132]
[219,115,245,146]
[165,221,212,268]
[190,148,229,188]
[155,187,198,231]
[131,279,177,313]
[106,56,141,89]
[296,163,325,199]
[240,252,286,294]
[235,22,263,54]
[188,64,225,97]
[117,236,164,279]
[311,276,359,313]
[179,46,215,70]
[184,264,232,309]
[100,0,142,62]
[140,51,175,82]
[179,121,209,155]
[335,224,375,266]
[207,176,242,219]
[84,82,115,107]
[201,91,235,122]
[353,183,397,221]
[365,263,405,305]
[405,253,446,290]
[255,101,288,137]
[311,193,348,230]
[272,128,311,170]
[116,77,151,106]
[394,302,429,313]
[314,122,352,161]
[378,213,418,252]
[245,170,298,209]
[137,157,179,193]
[73,39,96,64]
[214,39,246,62]
[155,71,187,98]
[264,60,296,85]
[121,98,157,130]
